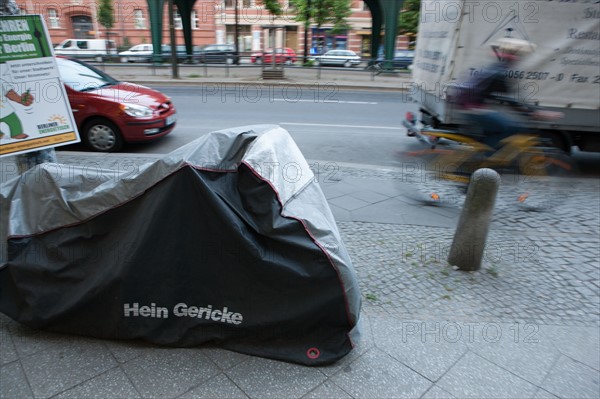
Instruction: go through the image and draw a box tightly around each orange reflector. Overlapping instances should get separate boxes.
[518,193,529,202]
[431,193,440,201]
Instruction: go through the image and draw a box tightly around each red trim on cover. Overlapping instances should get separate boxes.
[240,160,356,345]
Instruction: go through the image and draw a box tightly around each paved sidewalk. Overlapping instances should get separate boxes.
[1,68,599,398]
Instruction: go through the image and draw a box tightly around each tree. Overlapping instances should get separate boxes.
[290,0,352,59]
[291,0,351,32]
[398,0,420,35]
[262,0,283,17]
[98,0,115,41]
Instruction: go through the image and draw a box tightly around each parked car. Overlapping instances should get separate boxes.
[54,39,117,59]
[118,44,195,63]
[195,44,239,64]
[56,56,177,152]
[251,48,297,65]
[312,50,361,67]
[377,50,415,69]
[118,44,154,62]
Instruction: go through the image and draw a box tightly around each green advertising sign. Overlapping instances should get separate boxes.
[0,15,53,63]
[0,15,80,157]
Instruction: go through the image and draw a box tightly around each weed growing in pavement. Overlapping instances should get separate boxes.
[365,293,378,301]
[487,266,499,278]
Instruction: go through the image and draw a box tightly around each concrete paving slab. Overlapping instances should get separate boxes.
[0,325,17,365]
[302,381,353,399]
[541,355,600,399]
[121,348,220,399]
[421,385,456,398]
[545,325,600,371]
[7,323,73,359]
[0,361,35,399]
[330,348,432,398]
[400,207,458,228]
[328,195,371,211]
[104,340,152,364]
[466,323,561,385]
[224,357,326,399]
[532,388,560,398]
[338,177,407,198]
[328,204,352,222]
[349,190,391,204]
[370,317,469,382]
[53,367,142,399]
[436,351,539,398]
[19,340,118,399]
[202,347,251,371]
[179,373,249,399]
[349,197,409,225]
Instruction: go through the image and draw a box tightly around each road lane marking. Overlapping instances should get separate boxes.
[272,99,378,104]
[280,122,402,130]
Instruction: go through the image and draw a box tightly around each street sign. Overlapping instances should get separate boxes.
[0,14,80,157]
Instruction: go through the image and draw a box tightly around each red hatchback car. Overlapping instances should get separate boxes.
[250,48,297,65]
[56,56,176,152]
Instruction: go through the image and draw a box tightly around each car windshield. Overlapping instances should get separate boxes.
[56,57,118,92]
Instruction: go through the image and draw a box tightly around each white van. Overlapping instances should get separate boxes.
[54,39,117,59]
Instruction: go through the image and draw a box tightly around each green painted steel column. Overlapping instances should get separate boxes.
[381,0,404,69]
[174,0,197,62]
[147,0,165,63]
[364,0,383,63]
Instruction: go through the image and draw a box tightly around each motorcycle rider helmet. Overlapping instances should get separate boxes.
[491,38,536,61]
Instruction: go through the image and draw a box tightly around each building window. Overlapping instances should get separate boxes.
[224,0,234,8]
[174,10,183,29]
[48,8,60,28]
[191,10,199,29]
[134,9,145,29]
[242,0,251,7]
[226,25,252,51]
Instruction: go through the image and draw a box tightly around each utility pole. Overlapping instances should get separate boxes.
[167,0,179,79]
[234,0,239,64]
[302,0,312,64]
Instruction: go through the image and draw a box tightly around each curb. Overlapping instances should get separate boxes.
[118,78,412,92]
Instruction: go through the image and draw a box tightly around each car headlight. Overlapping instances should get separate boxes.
[119,103,153,117]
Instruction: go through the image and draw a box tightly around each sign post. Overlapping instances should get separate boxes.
[0,14,80,157]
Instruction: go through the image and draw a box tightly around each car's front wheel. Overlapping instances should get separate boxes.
[83,118,124,152]
[344,60,352,68]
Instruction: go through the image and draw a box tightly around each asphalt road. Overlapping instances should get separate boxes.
[114,86,422,169]
[60,85,599,176]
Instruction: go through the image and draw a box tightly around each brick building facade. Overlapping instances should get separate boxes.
[18,0,408,56]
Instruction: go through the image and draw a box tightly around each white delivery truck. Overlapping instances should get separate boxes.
[54,39,117,59]
[405,0,600,153]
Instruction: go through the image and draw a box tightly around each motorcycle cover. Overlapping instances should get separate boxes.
[0,125,361,365]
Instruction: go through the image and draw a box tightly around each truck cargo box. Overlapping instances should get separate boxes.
[411,0,600,151]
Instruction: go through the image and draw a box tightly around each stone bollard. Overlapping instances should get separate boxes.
[448,168,501,271]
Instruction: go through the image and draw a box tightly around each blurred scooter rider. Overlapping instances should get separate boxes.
[456,38,558,149]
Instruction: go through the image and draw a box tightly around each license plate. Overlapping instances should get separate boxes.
[166,113,177,126]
